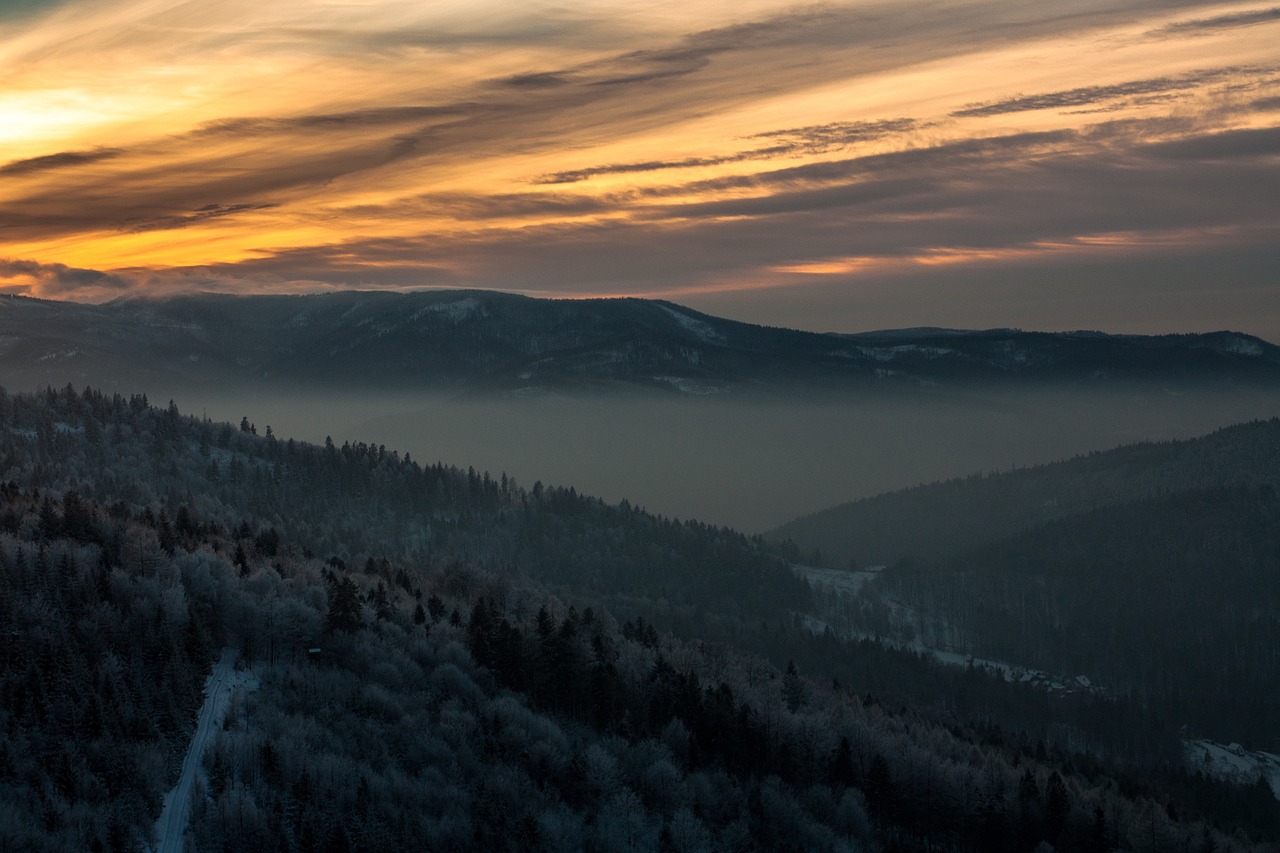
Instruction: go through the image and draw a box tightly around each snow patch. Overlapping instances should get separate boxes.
[857,344,958,362]
[413,297,482,324]
[652,376,726,395]
[793,564,1107,698]
[1212,335,1263,357]
[795,564,883,597]
[1185,739,1280,800]
[37,349,80,362]
[660,306,722,342]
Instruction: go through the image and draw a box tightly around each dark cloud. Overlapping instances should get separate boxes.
[0,258,132,295]
[278,12,615,53]
[589,63,709,88]
[599,6,843,74]
[487,7,843,98]
[750,118,918,148]
[534,119,917,184]
[2,8,899,239]
[1149,6,1280,37]
[502,72,572,88]
[195,117,1280,304]
[1142,125,1280,159]
[0,128,442,240]
[534,150,789,185]
[0,148,123,176]
[8,0,1279,331]
[0,0,66,21]
[190,105,466,138]
[951,67,1253,117]
[643,177,933,220]
[360,191,611,221]
[123,203,279,234]
[654,130,1079,197]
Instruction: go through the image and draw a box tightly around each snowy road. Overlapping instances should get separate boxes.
[153,648,238,853]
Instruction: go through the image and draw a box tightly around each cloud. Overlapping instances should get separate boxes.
[534,151,788,185]
[343,191,611,221]
[124,202,280,234]
[2,0,1279,336]
[1149,6,1280,37]
[0,258,133,298]
[188,105,467,138]
[750,118,919,148]
[190,117,1280,301]
[501,72,573,88]
[0,0,66,22]
[646,130,1079,198]
[1141,125,1280,158]
[643,177,934,220]
[951,67,1256,117]
[0,148,123,176]
[535,118,918,184]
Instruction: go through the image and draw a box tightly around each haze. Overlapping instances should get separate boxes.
[165,386,1277,532]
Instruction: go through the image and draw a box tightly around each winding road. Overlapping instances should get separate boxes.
[153,648,238,853]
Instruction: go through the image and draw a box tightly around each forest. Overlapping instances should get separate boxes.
[776,418,1280,757]
[1,385,1278,851]
[770,419,1280,565]
[864,485,1280,748]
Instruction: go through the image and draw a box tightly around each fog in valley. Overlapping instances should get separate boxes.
[174,384,1279,532]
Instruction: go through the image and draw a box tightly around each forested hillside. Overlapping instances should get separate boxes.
[776,418,1280,758]
[770,418,1280,565]
[4,291,1279,396]
[872,486,1280,748]
[0,384,805,623]
[2,386,1279,851]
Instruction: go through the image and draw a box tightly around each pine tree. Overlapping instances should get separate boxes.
[326,577,362,633]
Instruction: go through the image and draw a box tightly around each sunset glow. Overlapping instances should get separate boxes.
[2,0,1278,333]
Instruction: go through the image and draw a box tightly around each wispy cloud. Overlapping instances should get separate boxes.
[0,147,123,176]
[1,0,1278,337]
[124,203,280,233]
[951,67,1258,117]
[1149,6,1280,37]
[0,258,132,297]
[535,119,917,184]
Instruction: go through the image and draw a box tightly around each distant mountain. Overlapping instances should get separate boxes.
[767,417,1280,565]
[770,418,1280,749]
[875,483,1280,747]
[2,290,1278,394]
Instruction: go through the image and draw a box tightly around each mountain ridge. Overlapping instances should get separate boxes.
[2,289,1278,395]
[767,416,1280,566]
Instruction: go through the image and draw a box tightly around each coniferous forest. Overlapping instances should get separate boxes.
[2,385,1279,851]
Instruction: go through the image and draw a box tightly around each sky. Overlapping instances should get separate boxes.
[1,0,1278,336]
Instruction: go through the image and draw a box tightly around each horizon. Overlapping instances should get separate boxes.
[5,286,1280,344]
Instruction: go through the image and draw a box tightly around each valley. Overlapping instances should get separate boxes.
[0,296,1277,851]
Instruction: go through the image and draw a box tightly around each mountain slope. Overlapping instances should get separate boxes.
[2,290,1278,395]
[873,485,1280,746]
[4,386,1279,851]
[0,385,806,622]
[768,417,1280,565]
[770,418,1280,752]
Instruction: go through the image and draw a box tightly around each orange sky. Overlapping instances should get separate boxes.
[2,0,1279,334]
